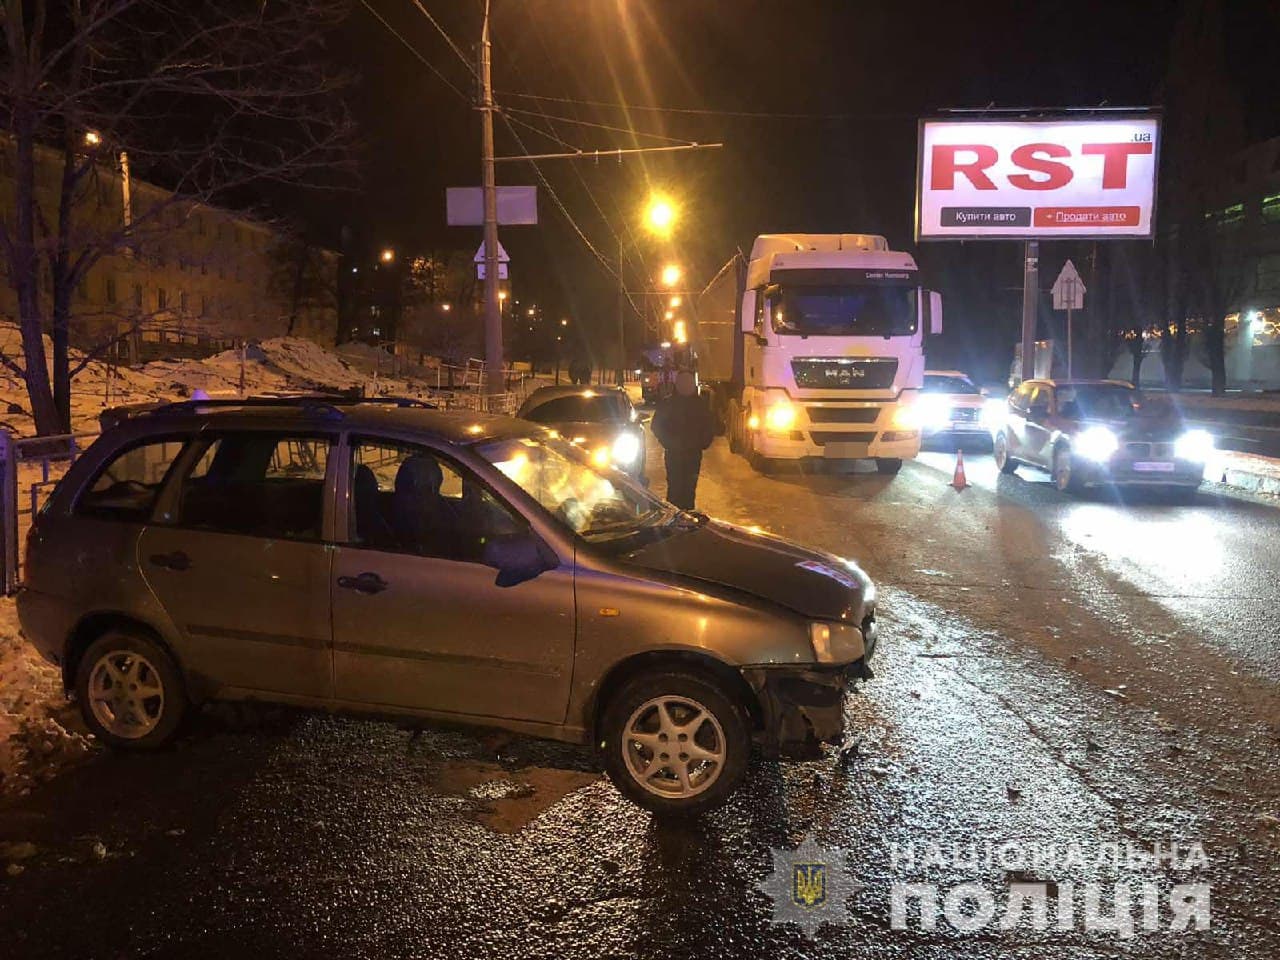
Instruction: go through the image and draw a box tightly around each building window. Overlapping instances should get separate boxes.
[200,294,208,315]
[1256,254,1280,296]
[133,283,143,308]
[105,275,117,304]
[157,287,167,310]
[179,291,189,313]
[1206,202,1244,229]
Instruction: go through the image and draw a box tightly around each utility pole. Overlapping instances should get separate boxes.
[616,236,626,387]
[1019,240,1039,383]
[478,0,502,397]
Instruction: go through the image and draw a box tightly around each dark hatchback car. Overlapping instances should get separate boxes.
[992,379,1214,494]
[18,398,878,815]
[516,385,647,479]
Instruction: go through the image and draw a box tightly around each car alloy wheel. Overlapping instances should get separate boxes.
[87,650,166,739]
[995,432,1017,474]
[1053,448,1074,492]
[622,695,727,799]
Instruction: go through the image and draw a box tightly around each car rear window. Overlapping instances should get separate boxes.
[76,437,190,522]
[522,394,630,423]
[175,433,331,540]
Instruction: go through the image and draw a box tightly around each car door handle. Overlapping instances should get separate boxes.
[337,572,389,595]
[149,551,191,572]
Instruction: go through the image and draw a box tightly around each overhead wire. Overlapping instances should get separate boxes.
[407,0,480,79]
[356,0,473,104]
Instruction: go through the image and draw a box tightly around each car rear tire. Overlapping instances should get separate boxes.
[599,671,750,817]
[875,458,903,475]
[994,432,1019,474]
[75,630,187,750]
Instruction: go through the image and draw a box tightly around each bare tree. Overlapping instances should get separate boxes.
[268,229,339,339]
[1,0,354,433]
[398,251,479,388]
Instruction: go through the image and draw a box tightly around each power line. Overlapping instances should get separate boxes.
[357,0,472,104]
[494,90,892,120]
[408,0,479,79]
[502,106,695,145]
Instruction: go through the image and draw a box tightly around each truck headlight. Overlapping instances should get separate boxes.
[809,621,865,664]
[764,398,798,433]
[1174,429,1214,462]
[611,431,641,465]
[891,403,922,431]
[1076,425,1119,462]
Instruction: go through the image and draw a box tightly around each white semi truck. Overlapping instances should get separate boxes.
[692,233,942,474]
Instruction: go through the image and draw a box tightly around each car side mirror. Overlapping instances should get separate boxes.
[754,334,769,347]
[483,534,557,588]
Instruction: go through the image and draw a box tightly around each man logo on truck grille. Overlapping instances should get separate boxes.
[759,834,864,937]
[825,366,866,385]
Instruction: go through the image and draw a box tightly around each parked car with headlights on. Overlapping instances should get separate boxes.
[992,379,1213,494]
[517,385,648,479]
[18,397,879,816]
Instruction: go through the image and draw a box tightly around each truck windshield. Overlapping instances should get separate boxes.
[772,285,918,337]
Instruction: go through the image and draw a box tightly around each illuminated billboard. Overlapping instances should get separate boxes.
[916,116,1160,240]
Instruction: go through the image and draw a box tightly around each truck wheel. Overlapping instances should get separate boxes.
[599,671,750,817]
[875,458,903,475]
[75,630,187,750]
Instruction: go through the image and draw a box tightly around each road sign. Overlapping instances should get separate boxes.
[447,186,538,226]
[473,240,511,264]
[476,262,508,280]
[1052,259,1086,310]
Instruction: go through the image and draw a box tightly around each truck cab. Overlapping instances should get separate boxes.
[699,234,942,474]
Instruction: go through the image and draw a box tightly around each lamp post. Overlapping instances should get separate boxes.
[616,195,680,386]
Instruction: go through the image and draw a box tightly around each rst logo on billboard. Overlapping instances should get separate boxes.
[916,117,1160,239]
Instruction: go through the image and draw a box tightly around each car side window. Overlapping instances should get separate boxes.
[349,439,522,562]
[174,433,331,540]
[1010,382,1032,413]
[76,436,190,522]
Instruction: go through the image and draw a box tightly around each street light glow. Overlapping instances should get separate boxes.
[380,248,395,264]
[661,264,682,287]
[645,195,676,235]
[441,303,451,312]
[670,296,682,308]
[665,310,675,320]
[83,130,102,147]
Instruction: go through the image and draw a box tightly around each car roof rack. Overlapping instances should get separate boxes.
[104,394,438,426]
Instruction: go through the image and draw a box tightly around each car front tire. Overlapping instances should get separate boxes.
[599,670,750,817]
[994,432,1019,475]
[875,457,903,475]
[75,630,187,750]
[1052,447,1080,494]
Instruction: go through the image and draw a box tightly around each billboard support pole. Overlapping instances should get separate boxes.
[1020,240,1039,383]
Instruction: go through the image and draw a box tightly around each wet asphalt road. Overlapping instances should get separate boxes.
[1,438,1279,958]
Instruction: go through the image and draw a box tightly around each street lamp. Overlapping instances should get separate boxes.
[661,264,682,287]
[441,303,451,312]
[83,130,102,147]
[644,194,677,237]
[670,295,682,308]
[380,248,395,264]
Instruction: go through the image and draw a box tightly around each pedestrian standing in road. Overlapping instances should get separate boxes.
[652,370,715,510]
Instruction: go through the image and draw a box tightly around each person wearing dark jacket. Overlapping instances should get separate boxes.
[651,370,715,510]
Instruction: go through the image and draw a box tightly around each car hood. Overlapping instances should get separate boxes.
[541,420,633,447]
[622,519,871,621]
[931,393,985,408]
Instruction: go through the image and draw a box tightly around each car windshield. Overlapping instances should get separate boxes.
[1057,384,1139,419]
[477,436,674,543]
[521,393,630,423]
[924,375,979,395]
[773,284,918,337]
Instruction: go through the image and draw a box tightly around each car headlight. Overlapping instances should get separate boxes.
[764,397,798,433]
[809,621,866,664]
[591,447,611,468]
[611,431,641,465]
[981,398,1006,430]
[1075,425,1119,462]
[1174,428,1214,462]
[919,395,952,431]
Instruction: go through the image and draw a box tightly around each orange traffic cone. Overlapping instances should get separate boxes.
[951,449,969,491]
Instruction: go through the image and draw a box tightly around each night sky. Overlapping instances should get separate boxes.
[316,1,1280,378]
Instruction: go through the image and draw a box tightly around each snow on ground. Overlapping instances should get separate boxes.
[0,323,550,793]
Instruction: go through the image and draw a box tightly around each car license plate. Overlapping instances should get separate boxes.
[1133,461,1175,473]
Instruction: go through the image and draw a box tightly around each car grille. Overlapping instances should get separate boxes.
[810,430,877,446]
[806,406,881,424]
[1125,441,1175,458]
[951,407,980,423]
[792,357,898,390]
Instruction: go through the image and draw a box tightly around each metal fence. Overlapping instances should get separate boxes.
[0,430,93,595]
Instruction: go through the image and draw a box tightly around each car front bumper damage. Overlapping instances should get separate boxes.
[742,662,866,760]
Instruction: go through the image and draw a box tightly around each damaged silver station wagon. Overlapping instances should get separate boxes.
[18,397,878,815]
